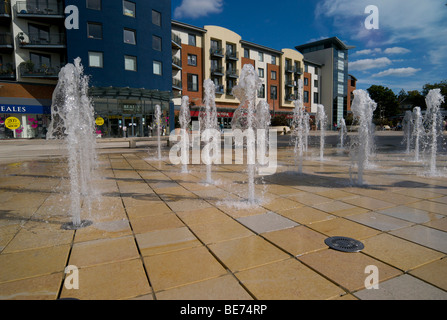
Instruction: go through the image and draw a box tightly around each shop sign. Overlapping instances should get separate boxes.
[0,104,51,114]
[95,117,105,126]
[5,117,21,130]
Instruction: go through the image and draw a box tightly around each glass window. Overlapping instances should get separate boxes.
[30,52,50,68]
[271,56,276,65]
[314,79,319,87]
[244,48,249,58]
[188,54,197,66]
[187,74,198,91]
[152,10,161,26]
[304,91,309,103]
[87,0,101,10]
[152,35,161,51]
[338,60,344,70]
[304,78,308,86]
[271,70,276,80]
[314,92,319,104]
[258,52,264,62]
[87,23,102,39]
[88,51,103,68]
[153,61,162,75]
[124,29,136,45]
[338,84,344,95]
[258,68,264,78]
[125,55,137,71]
[270,86,277,99]
[338,72,344,83]
[123,0,135,17]
[188,34,196,46]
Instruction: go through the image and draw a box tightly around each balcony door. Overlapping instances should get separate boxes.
[28,24,49,44]
[30,52,51,69]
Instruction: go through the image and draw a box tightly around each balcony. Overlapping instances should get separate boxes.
[215,85,224,94]
[172,78,182,91]
[171,32,182,49]
[226,69,239,79]
[0,63,15,80]
[16,0,64,19]
[295,67,303,75]
[18,32,66,50]
[19,62,61,79]
[0,32,13,51]
[172,56,182,70]
[210,47,224,58]
[226,87,235,96]
[226,51,238,61]
[285,64,294,73]
[285,80,295,87]
[0,0,11,22]
[285,94,296,102]
[211,66,224,77]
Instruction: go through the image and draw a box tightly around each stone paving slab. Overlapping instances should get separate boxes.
[0,142,447,300]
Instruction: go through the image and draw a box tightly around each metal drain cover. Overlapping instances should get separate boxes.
[325,236,364,253]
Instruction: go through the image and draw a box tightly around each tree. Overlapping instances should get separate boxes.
[367,85,399,120]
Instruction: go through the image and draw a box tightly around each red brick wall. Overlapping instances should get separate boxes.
[181,44,203,107]
[241,57,255,68]
[303,72,311,112]
[267,63,280,111]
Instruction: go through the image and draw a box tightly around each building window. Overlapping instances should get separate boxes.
[314,79,318,87]
[125,55,137,71]
[270,86,277,100]
[304,78,308,86]
[87,0,101,10]
[123,0,135,17]
[124,29,136,45]
[258,68,264,78]
[258,52,264,62]
[244,48,250,58]
[258,84,265,98]
[152,35,162,51]
[188,54,197,66]
[188,34,196,46]
[314,92,319,104]
[187,74,199,92]
[271,56,276,65]
[304,91,309,103]
[88,51,103,68]
[28,24,49,43]
[87,23,102,39]
[152,10,161,26]
[153,61,162,75]
[30,52,50,68]
[271,70,277,80]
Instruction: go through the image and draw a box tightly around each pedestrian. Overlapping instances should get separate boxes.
[123,125,127,137]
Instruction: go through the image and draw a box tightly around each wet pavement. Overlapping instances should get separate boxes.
[0,132,446,300]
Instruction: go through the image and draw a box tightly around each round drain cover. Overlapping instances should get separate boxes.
[324,236,364,253]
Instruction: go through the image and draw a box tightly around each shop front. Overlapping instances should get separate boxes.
[0,104,51,139]
[89,87,172,138]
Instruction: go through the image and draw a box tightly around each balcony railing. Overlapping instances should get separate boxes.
[171,33,182,48]
[226,69,239,78]
[210,47,224,58]
[285,94,296,101]
[0,32,13,47]
[0,63,15,79]
[226,51,238,61]
[18,32,66,48]
[19,62,61,78]
[16,0,64,17]
[215,85,224,94]
[0,0,11,16]
[295,67,303,74]
[172,56,182,69]
[172,78,182,90]
[285,80,295,87]
[211,66,224,76]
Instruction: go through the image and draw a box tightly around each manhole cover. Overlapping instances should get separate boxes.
[324,236,364,253]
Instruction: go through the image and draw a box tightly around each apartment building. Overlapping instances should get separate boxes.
[171,22,322,128]
[1,0,174,139]
[296,37,355,128]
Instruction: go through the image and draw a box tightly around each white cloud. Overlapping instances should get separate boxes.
[174,0,223,19]
[372,67,421,77]
[315,0,447,45]
[354,48,382,55]
[384,47,410,55]
[349,57,392,71]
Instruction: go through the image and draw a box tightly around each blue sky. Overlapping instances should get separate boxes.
[171,0,447,94]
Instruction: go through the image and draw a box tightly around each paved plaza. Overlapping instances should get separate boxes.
[0,132,447,300]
